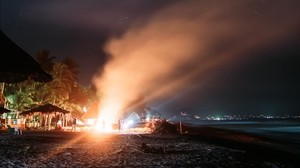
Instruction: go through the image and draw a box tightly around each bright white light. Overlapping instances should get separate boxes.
[123,123,129,129]
[128,120,134,126]
[83,106,87,113]
[92,101,120,133]
[86,119,95,125]
[122,120,134,129]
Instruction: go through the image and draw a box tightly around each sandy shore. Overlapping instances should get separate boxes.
[0,126,299,168]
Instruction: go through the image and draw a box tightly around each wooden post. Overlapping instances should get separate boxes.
[179,121,182,134]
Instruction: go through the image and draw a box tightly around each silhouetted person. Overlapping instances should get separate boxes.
[118,119,121,132]
[72,117,77,131]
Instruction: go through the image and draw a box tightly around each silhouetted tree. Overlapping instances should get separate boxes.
[35,49,56,72]
[62,58,80,81]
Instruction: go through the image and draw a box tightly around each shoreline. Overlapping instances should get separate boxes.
[178,124,300,161]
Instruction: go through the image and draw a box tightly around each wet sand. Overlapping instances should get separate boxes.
[0,125,299,168]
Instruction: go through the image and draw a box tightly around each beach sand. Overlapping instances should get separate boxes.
[0,125,299,168]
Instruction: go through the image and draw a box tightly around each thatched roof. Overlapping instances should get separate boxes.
[20,103,70,115]
[0,31,52,83]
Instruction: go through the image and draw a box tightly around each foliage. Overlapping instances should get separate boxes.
[35,49,55,72]
[4,80,37,111]
[62,58,80,80]
[3,50,97,119]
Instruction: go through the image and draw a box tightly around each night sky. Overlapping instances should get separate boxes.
[1,0,300,117]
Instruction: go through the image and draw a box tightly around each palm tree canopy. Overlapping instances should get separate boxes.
[0,31,52,83]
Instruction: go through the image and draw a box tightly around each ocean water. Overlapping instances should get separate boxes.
[179,119,300,144]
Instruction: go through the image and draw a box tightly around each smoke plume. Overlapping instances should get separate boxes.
[93,0,299,119]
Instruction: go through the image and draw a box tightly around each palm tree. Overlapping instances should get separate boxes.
[35,49,56,72]
[22,61,76,129]
[49,62,82,128]
[49,63,76,103]
[66,85,98,120]
[4,81,36,119]
[62,58,80,81]
[69,85,97,106]
[2,49,99,129]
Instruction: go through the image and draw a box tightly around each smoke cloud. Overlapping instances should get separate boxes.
[93,0,299,119]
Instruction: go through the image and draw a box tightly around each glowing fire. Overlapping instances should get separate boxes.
[92,102,119,133]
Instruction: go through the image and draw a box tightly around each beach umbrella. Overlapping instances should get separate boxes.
[0,31,52,83]
[20,103,70,115]
[0,106,10,114]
